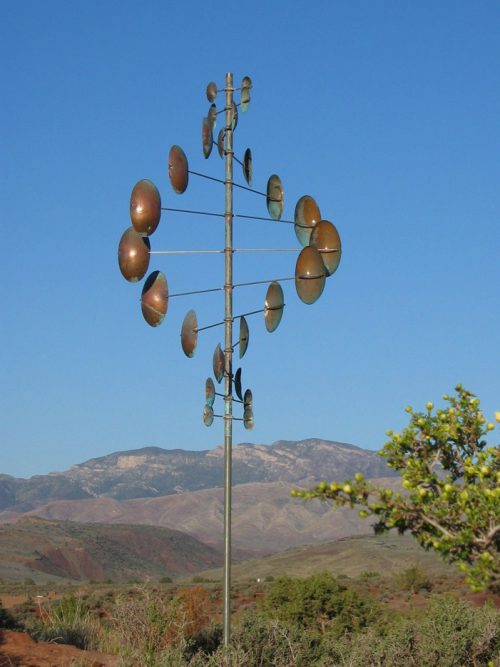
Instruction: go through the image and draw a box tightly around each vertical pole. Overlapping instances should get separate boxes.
[223,71,234,647]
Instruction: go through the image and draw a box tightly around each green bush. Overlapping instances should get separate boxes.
[264,572,379,636]
[230,612,324,667]
[191,595,499,666]
[298,387,500,591]
[327,595,500,667]
[418,596,499,666]
[28,594,99,650]
[397,565,433,593]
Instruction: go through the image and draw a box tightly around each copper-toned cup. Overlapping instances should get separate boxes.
[243,406,254,430]
[294,195,321,246]
[234,367,243,401]
[231,101,238,131]
[206,81,217,102]
[264,281,284,332]
[205,377,215,407]
[217,129,225,158]
[243,388,253,408]
[213,343,225,384]
[266,174,284,220]
[243,148,253,186]
[239,316,249,359]
[168,145,189,194]
[181,309,198,358]
[203,405,214,427]
[141,270,168,327]
[129,179,161,236]
[118,227,150,282]
[309,220,342,277]
[202,117,213,159]
[295,246,326,304]
[208,103,217,130]
[241,86,250,112]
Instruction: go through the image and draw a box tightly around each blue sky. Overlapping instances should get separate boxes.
[1,1,499,478]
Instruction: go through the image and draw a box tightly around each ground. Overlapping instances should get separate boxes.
[0,630,118,667]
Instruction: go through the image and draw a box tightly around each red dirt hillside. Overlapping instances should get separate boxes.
[0,629,118,667]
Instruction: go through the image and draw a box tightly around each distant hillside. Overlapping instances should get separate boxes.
[0,517,221,582]
[20,478,402,555]
[184,532,455,583]
[0,439,394,513]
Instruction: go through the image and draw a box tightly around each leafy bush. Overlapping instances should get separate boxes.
[397,565,433,593]
[264,572,379,636]
[297,387,500,591]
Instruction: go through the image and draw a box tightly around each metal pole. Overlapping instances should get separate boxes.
[223,71,234,647]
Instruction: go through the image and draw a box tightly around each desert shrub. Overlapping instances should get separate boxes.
[177,586,212,638]
[330,588,380,637]
[0,601,19,629]
[327,595,500,667]
[108,585,220,666]
[229,611,325,666]
[329,619,420,666]
[110,587,180,665]
[183,622,223,659]
[397,565,433,593]
[417,595,499,666]
[264,572,379,636]
[264,573,344,627]
[159,576,173,584]
[184,592,500,666]
[28,593,100,650]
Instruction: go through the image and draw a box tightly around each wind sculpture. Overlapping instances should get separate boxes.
[117,72,342,646]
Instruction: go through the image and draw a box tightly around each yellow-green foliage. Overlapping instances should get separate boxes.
[295,386,500,591]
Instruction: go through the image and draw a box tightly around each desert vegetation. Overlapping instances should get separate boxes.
[1,387,498,664]
[2,566,499,666]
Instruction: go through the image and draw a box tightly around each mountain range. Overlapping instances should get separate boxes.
[15,479,401,554]
[0,438,394,514]
[0,439,400,578]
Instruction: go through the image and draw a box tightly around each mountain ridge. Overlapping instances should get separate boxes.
[10,478,402,555]
[0,438,392,513]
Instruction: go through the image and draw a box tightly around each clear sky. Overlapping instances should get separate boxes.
[1,1,499,478]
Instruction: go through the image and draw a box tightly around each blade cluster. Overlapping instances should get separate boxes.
[117,73,343,432]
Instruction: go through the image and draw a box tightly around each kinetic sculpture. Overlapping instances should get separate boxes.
[118,72,342,645]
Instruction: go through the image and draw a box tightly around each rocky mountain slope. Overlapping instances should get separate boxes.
[0,439,394,513]
[0,516,221,582]
[19,478,402,555]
